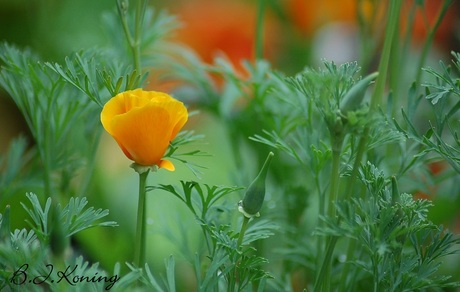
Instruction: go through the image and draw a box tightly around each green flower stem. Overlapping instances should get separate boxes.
[338,1,402,291]
[133,0,147,74]
[344,127,369,200]
[116,0,135,47]
[338,239,357,292]
[134,170,149,267]
[356,0,378,72]
[318,135,343,291]
[255,0,265,60]
[390,1,416,116]
[410,0,452,112]
[344,0,402,200]
[327,146,343,218]
[315,175,325,271]
[116,0,146,74]
[369,1,401,111]
[237,216,250,248]
[314,236,338,291]
[42,103,55,200]
[316,2,403,290]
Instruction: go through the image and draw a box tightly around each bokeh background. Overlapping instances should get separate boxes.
[1,0,460,288]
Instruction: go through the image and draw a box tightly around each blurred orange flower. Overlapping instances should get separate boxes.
[405,0,457,49]
[100,89,188,170]
[172,0,280,69]
[286,0,363,36]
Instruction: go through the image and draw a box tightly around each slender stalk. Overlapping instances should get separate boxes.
[237,216,250,248]
[42,116,55,202]
[254,0,265,60]
[200,206,213,256]
[338,239,357,292]
[389,18,401,117]
[317,138,343,291]
[344,0,402,200]
[232,216,250,291]
[369,0,402,111]
[323,149,340,291]
[410,0,452,113]
[372,254,379,292]
[116,0,146,74]
[116,0,135,46]
[394,1,417,117]
[327,147,342,218]
[134,170,149,267]
[344,126,369,200]
[133,0,147,73]
[313,236,338,291]
[315,175,325,271]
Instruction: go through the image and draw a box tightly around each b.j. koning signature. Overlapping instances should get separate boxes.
[10,263,120,290]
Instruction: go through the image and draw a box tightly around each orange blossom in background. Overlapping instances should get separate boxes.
[171,0,280,71]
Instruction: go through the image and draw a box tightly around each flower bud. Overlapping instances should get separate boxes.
[239,152,274,218]
[340,72,379,114]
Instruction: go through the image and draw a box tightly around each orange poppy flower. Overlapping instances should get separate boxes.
[405,0,457,50]
[286,0,364,36]
[171,0,280,70]
[100,89,188,170]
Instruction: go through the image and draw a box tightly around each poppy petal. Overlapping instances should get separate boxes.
[100,89,188,169]
[159,160,175,171]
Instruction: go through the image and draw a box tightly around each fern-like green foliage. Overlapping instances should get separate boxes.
[44,51,144,107]
[164,130,210,177]
[394,51,460,173]
[20,193,117,243]
[113,259,176,292]
[0,194,117,291]
[316,162,460,291]
[0,136,39,200]
[197,223,273,292]
[152,181,242,222]
[286,61,361,129]
[0,44,104,199]
[153,180,278,291]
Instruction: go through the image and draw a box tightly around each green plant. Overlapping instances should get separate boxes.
[0,0,459,291]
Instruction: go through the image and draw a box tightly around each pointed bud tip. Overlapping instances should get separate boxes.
[340,71,379,114]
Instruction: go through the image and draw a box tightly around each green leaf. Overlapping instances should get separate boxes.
[60,197,118,237]
[21,193,117,242]
[144,263,166,292]
[164,255,176,292]
[20,193,51,242]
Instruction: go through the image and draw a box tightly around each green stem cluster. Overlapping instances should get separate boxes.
[315,1,403,291]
